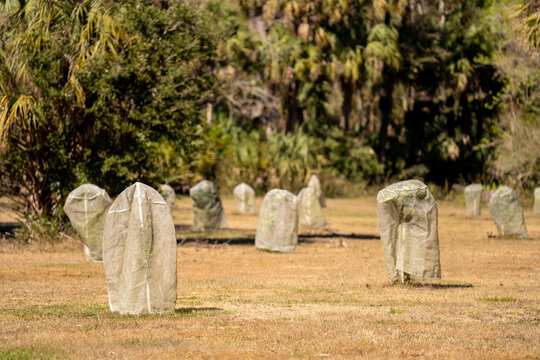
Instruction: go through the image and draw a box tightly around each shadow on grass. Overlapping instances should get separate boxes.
[175,225,379,245]
[299,233,380,241]
[390,282,474,289]
[0,222,20,237]
[175,307,222,314]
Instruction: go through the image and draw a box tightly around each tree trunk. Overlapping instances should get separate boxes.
[340,77,353,132]
[378,80,394,163]
[285,80,301,133]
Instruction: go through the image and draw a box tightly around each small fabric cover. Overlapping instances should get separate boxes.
[464,184,483,216]
[488,186,528,238]
[158,184,176,212]
[255,189,298,253]
[64,184,112,262]
[308,174,326,208]
[103,182,177,314]
[377,180,441,282]
[189,180,226,231]
[534,187,540,215]
[233,183,255,214]
[298,187,325,227]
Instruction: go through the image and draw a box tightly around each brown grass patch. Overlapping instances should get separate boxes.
[0,197,539,359]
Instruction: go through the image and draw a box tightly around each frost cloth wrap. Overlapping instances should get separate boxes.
[308,174,326,208]
[377,180,441,282]
[298,187,325,227]
[255,189,298,253]
[103,182,177,314]
[158,184,176,212]
[488,186,528,238]
[233,183,255,214]
[534,187,540,215]
[64,184,112,262]
[189,180,226,231]
[464,184,483,216]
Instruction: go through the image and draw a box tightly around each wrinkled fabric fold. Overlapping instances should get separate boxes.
[64,184,112,262]
[255,189,298,253]
[103,182,177,315]
[377,180,441,282]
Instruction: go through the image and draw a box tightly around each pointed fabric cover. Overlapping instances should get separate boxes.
[308,174,326,208]
[64,184,112,262]
[534,187,540,215]
[298,187,325,227]
[489,186,528,238]
[158,184,176,212]
[377,180,441,282]
[233,183,255,214]
[189,180,226,231]
[103,182,177,314]
[464,184,483,216]
[255,189,298,253]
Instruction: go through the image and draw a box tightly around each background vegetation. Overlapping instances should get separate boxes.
[0,0,538,223]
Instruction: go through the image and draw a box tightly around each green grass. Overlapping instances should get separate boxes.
[478,297,517,302]
[0,349,60,360]
[0,304,107,319]
[43,263,90,269]
[388,307,405,314]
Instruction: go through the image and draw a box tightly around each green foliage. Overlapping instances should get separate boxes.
[0,349,59,360]
[0,0,219,219]
[195,119,382,196]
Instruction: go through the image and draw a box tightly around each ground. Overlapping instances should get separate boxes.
[0,197,539,359]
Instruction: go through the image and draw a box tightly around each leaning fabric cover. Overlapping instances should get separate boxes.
[189,180,226,231]
[488,186,528,238]
[103,182,177,314]
[64,184,112,262]
[534,187,540,215]
[233,183,255,214]
[376,180,441,282]
[255,189,298,253]
[298,187,325,227]
[158,184,176,212]
[464,184,483,216]
[308,174,326,208]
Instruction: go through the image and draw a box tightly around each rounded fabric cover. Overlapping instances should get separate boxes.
[464,184,483,216]
[377,180,441,282]
[255,189,298,253]
[189,180,226,231]
[308,174,326,208]
[298,187,325,227]
[158,184,176,212]
[489,186,528,238]
[64,184,112,262]
[233,183,255,214]
[103,182,177,314]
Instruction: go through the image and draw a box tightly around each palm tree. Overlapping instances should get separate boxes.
[0,0,124,215]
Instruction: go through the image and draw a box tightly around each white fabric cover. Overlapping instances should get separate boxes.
[64,184,112,262]
[377,180,441,282]
[308,174,326,208]
[488,186,528,238]
[189,180,226,231]
[534,187,540,215]
[158,184,176,212]
[103,182,177,314]
[233,183,255,214]
[255,189,298,253]
[298,187,325,227]
[464,184,483,216]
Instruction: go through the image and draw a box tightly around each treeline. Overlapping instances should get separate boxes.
[0,0,539,223]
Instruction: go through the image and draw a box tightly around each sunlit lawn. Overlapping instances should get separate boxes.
[0,197,538,359]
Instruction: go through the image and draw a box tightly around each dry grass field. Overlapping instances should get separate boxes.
[0,196,539,359]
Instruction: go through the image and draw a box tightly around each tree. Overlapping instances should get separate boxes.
[0,0,218,218]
